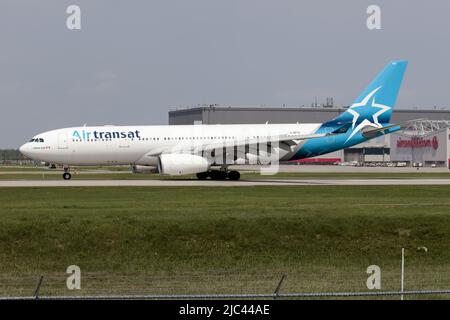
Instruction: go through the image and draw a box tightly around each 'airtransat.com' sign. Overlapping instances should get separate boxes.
[396,136,438,150]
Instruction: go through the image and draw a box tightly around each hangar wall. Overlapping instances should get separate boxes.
[390,128,450,167]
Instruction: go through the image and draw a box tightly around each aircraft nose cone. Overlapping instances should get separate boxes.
[19,143,30,157]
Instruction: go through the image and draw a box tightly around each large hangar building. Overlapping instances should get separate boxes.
[169,105,450,168]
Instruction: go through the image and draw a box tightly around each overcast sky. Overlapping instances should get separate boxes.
[1,0,449,148]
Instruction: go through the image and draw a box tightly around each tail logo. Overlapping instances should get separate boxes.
[345,86,391,142]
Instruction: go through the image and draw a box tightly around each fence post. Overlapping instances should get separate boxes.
[34,276,44,300]
[401,248,405,300]
[273,274,287,299]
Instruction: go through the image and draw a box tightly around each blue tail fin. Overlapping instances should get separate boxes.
[333,61,408,126]
[293,61,408,160]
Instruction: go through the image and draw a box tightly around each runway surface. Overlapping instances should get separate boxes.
[3,164,450,174]
[1,178,450,187]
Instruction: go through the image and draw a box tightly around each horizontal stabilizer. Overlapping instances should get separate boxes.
[361,119,426,138]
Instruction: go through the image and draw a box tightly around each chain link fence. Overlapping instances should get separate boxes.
[1,268,449,300]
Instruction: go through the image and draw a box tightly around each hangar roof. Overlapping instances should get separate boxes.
[169,105,450,125]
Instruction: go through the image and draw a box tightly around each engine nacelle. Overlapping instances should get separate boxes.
[158,154,210,176]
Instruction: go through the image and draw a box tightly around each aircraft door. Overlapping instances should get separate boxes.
[58,133,69,149]
[119,139,130,148]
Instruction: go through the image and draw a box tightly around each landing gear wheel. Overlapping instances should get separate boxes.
[227,171,240,180]
[196,172,209,180]
[210,170,227,180]
[63,172,72,180]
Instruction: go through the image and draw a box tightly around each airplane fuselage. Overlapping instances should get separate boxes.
[20,123,323,166]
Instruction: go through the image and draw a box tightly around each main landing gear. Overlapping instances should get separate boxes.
[62,166,72,180]
[196,170,241,181]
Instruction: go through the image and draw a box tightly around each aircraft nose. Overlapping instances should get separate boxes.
[19,143,30,157]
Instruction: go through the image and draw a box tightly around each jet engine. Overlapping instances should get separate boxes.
[158,154,210,175]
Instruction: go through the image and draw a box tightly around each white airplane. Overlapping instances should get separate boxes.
[19,61,408,180]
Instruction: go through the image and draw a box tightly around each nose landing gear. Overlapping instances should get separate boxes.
[62,166,72,180]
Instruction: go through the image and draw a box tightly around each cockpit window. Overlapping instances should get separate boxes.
[39,138,44,142]
[29,138,35,142]
[29,138,44,143]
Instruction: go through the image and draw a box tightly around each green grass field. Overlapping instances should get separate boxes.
[0,185,449,298]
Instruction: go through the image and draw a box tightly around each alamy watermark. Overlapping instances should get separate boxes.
[66,5,81,30]
[366,265,381,290]
[367,5,381,30]
[66,265,81,290]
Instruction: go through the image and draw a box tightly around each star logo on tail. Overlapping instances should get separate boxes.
[345,86,391,142]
